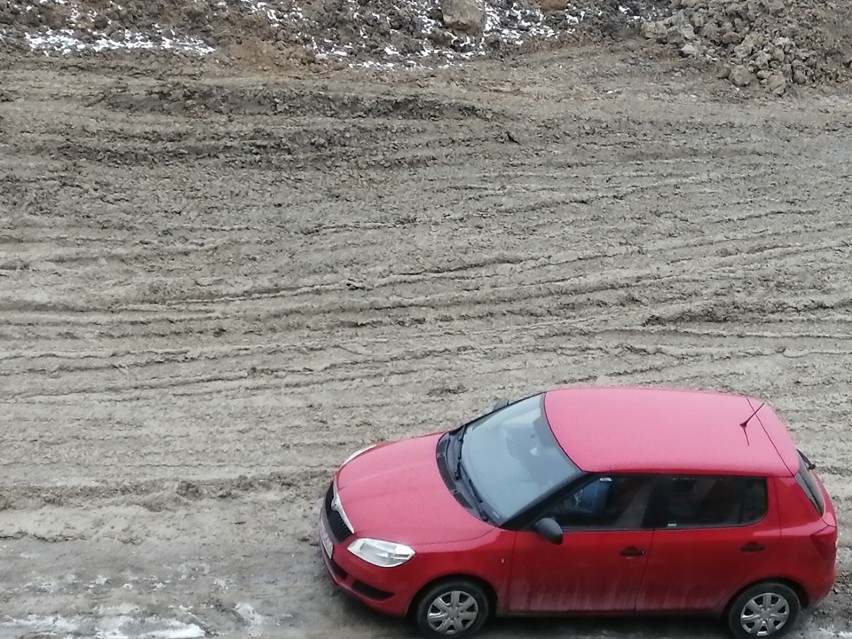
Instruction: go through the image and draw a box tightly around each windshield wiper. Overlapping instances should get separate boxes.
[453,425,466,480]
[454,428,490,522]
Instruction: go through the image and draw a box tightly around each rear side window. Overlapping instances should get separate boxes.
[794,450,825,515]
[662,476,767,528]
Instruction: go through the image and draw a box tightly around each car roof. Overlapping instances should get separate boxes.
[543,387,799,477]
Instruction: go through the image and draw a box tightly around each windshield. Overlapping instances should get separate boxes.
[459,394,580,523]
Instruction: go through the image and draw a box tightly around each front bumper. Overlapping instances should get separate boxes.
[318,506,416,617]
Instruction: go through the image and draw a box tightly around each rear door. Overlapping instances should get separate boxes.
[637,475,781,612]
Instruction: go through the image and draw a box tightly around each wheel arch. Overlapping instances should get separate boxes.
[724,577,809,616]
[407,574,499,619]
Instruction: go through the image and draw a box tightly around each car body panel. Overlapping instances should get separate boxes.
[319,514,514,616]
[508,529,654,612]
[750,400,801,475]
[543,387,796,476]
[335,433,493,545]
[773,475,838,604]
[636,477,782,612]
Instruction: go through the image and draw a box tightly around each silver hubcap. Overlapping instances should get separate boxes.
[426,590,479,635]
[740,592,790,636]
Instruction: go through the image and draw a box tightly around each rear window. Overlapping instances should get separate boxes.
[662,476,768,528]
[794,450,825,515]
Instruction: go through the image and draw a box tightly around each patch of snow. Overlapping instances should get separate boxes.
[0,614,205,639]
[618,3,645,21]
[233,603,264,638]
[24,28,214,55]
[142,620,205,639]
[800,622,852,639]
[95,614,136,639]
[239,0,280,24]
[0,614,77,634]
[97,604,140,616]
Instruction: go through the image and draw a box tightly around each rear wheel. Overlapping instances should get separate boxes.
[726,582,801,639]
[413,579,490,639]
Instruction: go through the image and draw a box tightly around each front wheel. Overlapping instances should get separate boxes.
[413,579,490,639]
[726,582,801,639]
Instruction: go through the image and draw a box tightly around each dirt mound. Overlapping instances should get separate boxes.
[0,0,659,64]
[641,0,852,92]
[1,0,850,90]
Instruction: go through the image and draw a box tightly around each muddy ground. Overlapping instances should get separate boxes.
[1,33,852,639]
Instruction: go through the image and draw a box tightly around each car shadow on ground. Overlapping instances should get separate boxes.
[480,616,726,638]
[336,595,726,638]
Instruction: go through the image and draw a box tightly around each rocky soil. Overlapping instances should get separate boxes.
[0,0,851,638]
[642,0,852,94]
[0,0,850,90]
[0,0,661,66]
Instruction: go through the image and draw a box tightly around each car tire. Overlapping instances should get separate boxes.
[725,581,801,639]
[413,579,490,639]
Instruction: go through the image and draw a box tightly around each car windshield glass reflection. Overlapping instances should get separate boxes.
[460,395,580,523]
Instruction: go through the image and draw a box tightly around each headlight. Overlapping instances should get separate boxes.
[347,538,415,568]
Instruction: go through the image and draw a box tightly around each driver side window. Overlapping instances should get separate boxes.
[545,475,655,530]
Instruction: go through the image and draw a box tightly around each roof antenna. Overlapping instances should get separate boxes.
[739,402,765,446]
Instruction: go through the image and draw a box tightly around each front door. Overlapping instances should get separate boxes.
[508,475,656,612]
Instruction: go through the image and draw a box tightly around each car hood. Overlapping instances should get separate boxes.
[335,433,493,546]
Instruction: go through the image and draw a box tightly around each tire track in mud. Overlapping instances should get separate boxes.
[2,63,852,638]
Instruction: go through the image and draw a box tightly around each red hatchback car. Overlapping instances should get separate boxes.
[318,387,837,639]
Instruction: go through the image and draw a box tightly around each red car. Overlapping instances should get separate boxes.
[318,387,837,639]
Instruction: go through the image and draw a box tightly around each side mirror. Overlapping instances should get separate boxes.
[533,517,563,545]
[491,399,511,412]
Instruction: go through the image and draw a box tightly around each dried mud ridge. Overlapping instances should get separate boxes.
[99,83,499,121]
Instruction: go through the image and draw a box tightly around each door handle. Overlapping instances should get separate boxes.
[620,546,646,557]
[740,542,765,552]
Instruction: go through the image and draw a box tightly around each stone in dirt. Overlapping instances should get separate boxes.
[729,64,754,87]
[766,73,786,95]
[641,21,667,41]
[681,43,701,57]
[721,31,742,45]
[733,40,754,60]
[533,0,571,11]
[700,22,720,44]
[643,10,697,47]
[753,51,772,69]
[440,0,485,36]
[793,68,809,84]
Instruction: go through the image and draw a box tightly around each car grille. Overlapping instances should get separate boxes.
[325,483,354,543]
